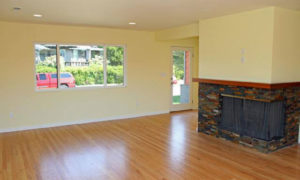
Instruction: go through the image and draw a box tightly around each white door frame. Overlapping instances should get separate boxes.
[170,47,193,112]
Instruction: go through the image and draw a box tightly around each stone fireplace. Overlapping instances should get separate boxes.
[193,78,300,153]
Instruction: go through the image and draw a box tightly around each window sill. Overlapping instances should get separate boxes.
[35,84,127,92]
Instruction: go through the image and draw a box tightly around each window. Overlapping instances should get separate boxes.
[35,44,58,89]
[61,73,72,78]
[39,74,47,80]
[35,44,126,90]
[51,73,72,79]
[106,46,124,86]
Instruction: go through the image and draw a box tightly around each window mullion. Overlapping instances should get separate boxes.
[56,45,61,89]
[104,46,107,86]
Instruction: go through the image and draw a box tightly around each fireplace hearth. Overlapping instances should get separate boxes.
[194,79,300,153]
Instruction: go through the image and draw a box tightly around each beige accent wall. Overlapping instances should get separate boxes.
[198,7,275,83]
[0,21,198,130]
[198,7,300,83]
[271,8,300,83]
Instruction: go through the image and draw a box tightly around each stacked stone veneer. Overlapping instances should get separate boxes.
[198,83,300,153]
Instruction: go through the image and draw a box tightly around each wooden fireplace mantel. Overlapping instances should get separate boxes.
[192,78,300,89]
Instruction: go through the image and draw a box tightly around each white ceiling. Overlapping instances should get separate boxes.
[0,0,300,30]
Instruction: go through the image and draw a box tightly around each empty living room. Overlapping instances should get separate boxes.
[0,0,300,179]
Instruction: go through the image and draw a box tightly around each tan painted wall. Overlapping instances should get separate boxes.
[0,21,198,130]
[155,23,199,41]
[272,8,300,83]
[198,7,275,83]
[198,7,300,83]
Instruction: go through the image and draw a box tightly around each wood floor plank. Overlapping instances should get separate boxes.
[0,111,299,180]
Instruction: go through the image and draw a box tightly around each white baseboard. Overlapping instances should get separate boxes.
[0,110,170,133]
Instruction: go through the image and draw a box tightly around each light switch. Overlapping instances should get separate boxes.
[160,72,166,77]
[241,48,246,55]
[241,56,246,63]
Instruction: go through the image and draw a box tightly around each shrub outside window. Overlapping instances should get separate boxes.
[34,44,125,90]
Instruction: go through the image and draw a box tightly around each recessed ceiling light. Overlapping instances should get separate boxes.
[129,22,136,25]
[13,7,21,11]
[33,14,43,18]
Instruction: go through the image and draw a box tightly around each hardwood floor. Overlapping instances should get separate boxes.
[0,111,299,180]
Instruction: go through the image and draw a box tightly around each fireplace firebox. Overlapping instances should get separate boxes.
[220,95,285,141]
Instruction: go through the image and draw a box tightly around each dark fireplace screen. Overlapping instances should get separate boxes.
[220,96,285,141]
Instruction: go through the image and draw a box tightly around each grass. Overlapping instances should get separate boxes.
[172,95,180,104]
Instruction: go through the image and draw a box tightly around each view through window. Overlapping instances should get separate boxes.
[172,49,190,105]
[35,44,125,90]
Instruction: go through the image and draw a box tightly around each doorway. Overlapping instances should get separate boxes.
[170,47,193,111]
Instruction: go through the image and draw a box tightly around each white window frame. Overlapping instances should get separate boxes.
[34,43,127,92]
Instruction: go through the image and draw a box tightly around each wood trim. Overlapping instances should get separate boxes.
[192,78,300,89]
[270,82,300,89]
[221,94,273,103]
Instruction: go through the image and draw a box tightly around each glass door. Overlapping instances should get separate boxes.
[170,47,193,111]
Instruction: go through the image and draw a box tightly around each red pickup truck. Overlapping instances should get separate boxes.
[36,73,76,89]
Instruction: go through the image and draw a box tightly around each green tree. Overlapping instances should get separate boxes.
[106,46,124,66]
[173,51,185,80]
